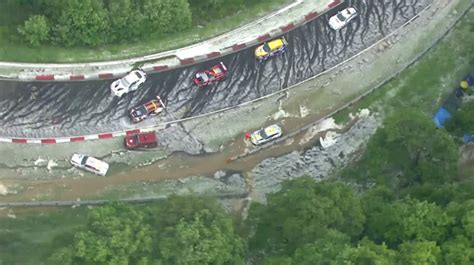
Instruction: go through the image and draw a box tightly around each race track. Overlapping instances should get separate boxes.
[0,0,431,138]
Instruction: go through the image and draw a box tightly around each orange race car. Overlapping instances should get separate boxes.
[129,96,165,123]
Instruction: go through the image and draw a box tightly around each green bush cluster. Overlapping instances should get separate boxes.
[2,110,474,264]
[17,0,192,47]
[46,197,245,265]
[246,110,474,264]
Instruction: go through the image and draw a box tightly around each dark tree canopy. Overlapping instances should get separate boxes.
[248,177,365,257]
[17,0,192,46]
[343,109,459,192]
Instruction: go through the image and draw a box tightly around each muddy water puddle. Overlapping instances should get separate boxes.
[1,108,352,202]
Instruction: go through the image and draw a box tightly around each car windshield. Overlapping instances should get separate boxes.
[262,43,271,53]
[213,67,222,74]
[132,135,140,144]
[259,129,269,139]
[80,156,88,165]
[197,72,209,82]
[121,78,131,88]
[135,72,142,79]
[133,106,147,116]
[337,13,346,21]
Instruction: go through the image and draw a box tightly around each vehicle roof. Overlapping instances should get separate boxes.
[264,124,281,136]
[144,100,160,112]
[196,72,209,81]
[137,132,156,143]
[268,39,284,50]
[85,156,108,169]
[212,67,223,74]
[123,71,142,84]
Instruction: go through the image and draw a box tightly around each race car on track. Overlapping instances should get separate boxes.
[110,70,147,97]
[70,153,109,176]
[328,7,358,30]
[129,96,165,123]
[193,62,228,87]
[250,124,283,146]
[125,131,158,150]
[255,37,288,62]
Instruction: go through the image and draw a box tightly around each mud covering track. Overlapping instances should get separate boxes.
[0,0,431,138]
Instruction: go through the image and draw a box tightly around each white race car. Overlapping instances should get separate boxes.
[250,124,283,146]
[110,70,147,97]
[70,153,109,176]
[328,7,358,30]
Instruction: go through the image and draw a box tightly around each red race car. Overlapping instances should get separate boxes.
[193,62,228,87]
[124,131,158,150]
[129,96,165,123]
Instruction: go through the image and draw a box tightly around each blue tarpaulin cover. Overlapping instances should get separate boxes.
[463,134,474,143]
[466,74,474,86]
[433,107,452,128]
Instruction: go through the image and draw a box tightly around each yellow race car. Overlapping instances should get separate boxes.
[255,37,288,62]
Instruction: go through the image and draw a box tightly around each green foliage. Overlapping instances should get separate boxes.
[397,241,441,265]
[441,235,474,265]
[54,0,108,46]
[248,177,365,257]
[43,197,245,265]
[142,0,192,35]
[70,203,152,264]
[158,209,245,265]
[343,109,459,193]
[365,197,453,246]
[17,15,49,46]
[292,229,351,265]
[334,238,397,265]
[259,256,293,265]
[16,0,192,47]
[445,101,474,138]
[105,0,143,42]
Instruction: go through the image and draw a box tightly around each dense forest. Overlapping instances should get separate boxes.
[14,0,257,47]
[17,108,470,264]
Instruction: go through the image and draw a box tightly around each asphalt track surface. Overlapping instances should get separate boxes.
[0,0,431,138]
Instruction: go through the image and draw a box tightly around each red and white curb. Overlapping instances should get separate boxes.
[13,0,342,82]
[0,127,158,144]
[0,0,443,145]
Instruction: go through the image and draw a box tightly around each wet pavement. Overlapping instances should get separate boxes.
[0,0,431,138]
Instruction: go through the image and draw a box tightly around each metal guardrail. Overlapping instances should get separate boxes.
[0,192,249,208]
[228,1,473,161]
[0,0,430,144]
[1,1,470,208]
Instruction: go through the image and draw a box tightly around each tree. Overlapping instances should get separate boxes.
[18,15,50,46]
[442,235,474,265]
[292,229,351,265]
[142,0,192,35]
[248,177,365,257]
[398,241,441,265]
[334,238,397,265]
[105,0,144,42]
[259,256,293,265]
[157,209,245,265]
[365,197,453,246]
[445,101,474,137]
[70,203,152,264]
[462,210,474,240]
[343,109,459,191]
[54,0,108,46]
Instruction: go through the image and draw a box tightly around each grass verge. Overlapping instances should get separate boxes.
[0,207,87,265]
[333,8,474,124]
[0,0,291,63]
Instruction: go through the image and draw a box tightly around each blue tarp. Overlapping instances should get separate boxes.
[463,134,474,143]
[465,73,474,86]
[433,107,452,128]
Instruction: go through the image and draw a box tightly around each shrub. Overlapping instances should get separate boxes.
[18,15,50,47]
